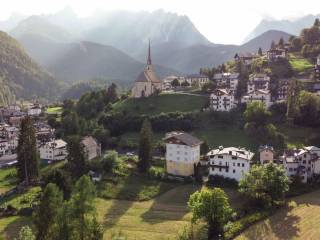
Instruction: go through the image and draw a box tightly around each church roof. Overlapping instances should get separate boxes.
[135,67,161,83]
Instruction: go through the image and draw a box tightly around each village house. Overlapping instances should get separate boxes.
[267,48,288,62]
[277,79,290,101]
[162,75,186,90]
[247,73,270,92]
[258,145,274,164]
[213,72,239,91]
[81,136,101,160]
[207,146,254,181]
[132,41,162,98]
[164,131,203,177]
[281,146,320,183]
[185,74,209,87]
[234,52,258,65]
[39,139,68,161]
[0,138,9,157]
[241,89,272,108]
[27,103,42,116]
[210,89,237,112]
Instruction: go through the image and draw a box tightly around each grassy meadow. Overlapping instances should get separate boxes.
[113,93,207,115]
[289,54,314,73]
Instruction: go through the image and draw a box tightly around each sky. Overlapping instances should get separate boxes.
[0,0,319,44]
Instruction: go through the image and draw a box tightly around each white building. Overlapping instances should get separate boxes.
[39,139,68,161]
[210,89,236,112]
[247,74,270,92]
[164,131,203,177]
[281,146,320,183]
[207,146,254,181]
[0,138,9,157]
[162,75,186,90]
[213,73,239,91]
[241,89,272,108]
[277,80,289,101]
[27,105,42,116]
[267,48,288,62]
[185,74,210,87]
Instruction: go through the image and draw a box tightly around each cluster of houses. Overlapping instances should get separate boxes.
[210,72,281,111]
[164,131,320,183]
[0,105,101,165]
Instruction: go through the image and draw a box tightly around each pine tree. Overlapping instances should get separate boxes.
[16,116,39,185]
[138,119,153,172]
[105,83,118,103]
[34,183,64,240]
[66,136,87,179]
[258,47,263,56]
[270,41,276,50]
[278,37,285,48]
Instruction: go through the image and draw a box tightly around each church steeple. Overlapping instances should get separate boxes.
[147,39,152,65]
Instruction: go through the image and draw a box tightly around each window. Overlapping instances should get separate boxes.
[303,160,306,164]
[177,151,180,154]
[232,156,237,160]
[219,168,222,172]
[226,168,229,173]
[219,161,222,165]
[237,163,240,167]
[289,168,293,172]
[218,155,223,159]
[233,163,235,166]
[242,163,245,167]
[233,169,235,173]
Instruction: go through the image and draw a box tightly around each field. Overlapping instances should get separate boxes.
[289,54,314,73]
[236,189,320,240]
[45,106,62,114]
[0,168,17,194]
[113,93,207,115]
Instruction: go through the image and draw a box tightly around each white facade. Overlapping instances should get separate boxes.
[185,74,210,87]
[165,132,202,176]
[213,73,239,91]
[207,147,254,181]
[210,89,236,112]
[242,90,272,108]
[27,107,42,116]
[281,146,320,183]
[0,139,9,156]
[39,139,68,161]
[247,74,270,92]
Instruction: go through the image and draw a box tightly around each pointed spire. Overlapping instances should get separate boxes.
[147,39,152,65]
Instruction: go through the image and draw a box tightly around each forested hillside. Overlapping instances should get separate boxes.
[0,31,58,101]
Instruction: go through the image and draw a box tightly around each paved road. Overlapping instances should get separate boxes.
[0,154,17,168]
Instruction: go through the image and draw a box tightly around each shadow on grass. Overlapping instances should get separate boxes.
[140,184,200,224]
[1,216,32,239]
[101,172,178,229]
[241,204,300,240]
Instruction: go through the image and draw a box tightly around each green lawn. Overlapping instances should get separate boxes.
[236,190,320,240]
[0,168,17,194]
[289,54,314,73]
[113,93,207,115]
[45,106,62,114]
[0,216,32,240]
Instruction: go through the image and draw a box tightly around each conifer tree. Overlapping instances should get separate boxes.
[138,119,153,172]
[66,136,87,179]
[34,183,64,240]
[17,116,39,185]
[258,47,263,56]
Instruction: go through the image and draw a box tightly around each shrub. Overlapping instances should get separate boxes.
[148,166,165,180]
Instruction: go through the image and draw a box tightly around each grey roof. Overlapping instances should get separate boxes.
[186,74,208,78]
[164,131,203,147]
[213,73,239,80]
[207,147,254,161]
[135,66,161,83]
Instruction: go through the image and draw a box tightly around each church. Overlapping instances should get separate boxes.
[132,41,162,98]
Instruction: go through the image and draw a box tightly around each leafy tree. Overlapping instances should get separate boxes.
[105,83,118,103]
[92,127,110,149]
[239,163,290,207]
[244,102,271,127]
[66,136,88,179]
[258,47,263,56]
[34,183,64,240]
[61,111,80,136]
[188,188,233,239]
[171,79,180,87]
[15,226,35,240]
[17,116,39,185]
[200,139,209,155]
[294,91,320,127]
[138,119,153,172]
[44,169,72,199]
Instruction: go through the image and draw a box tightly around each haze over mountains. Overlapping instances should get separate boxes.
[0,7,318,101]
